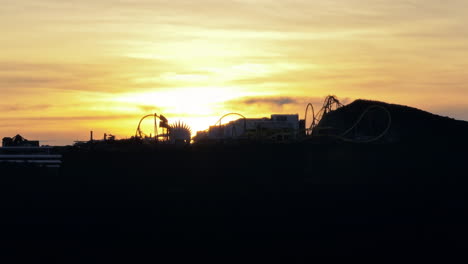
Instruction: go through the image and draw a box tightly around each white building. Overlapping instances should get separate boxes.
[196,114,300,143]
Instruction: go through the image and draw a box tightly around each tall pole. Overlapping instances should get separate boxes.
[154,113,158,142]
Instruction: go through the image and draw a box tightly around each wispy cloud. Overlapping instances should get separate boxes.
[222,96,331,116]
[0,76,59,87]
[0,104,52,112]
[0,58,182,93]
[0,114,138,122]
[240,97,298,106]
[137,105,160,113]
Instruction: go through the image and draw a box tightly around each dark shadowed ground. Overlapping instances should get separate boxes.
[1,140,468,263]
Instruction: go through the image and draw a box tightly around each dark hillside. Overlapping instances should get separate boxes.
[316,99,468,143]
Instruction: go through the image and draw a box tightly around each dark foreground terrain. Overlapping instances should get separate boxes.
[1,140,468,262]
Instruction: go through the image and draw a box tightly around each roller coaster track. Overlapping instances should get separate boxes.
[214,113,247,132]
[135,113,161,139]
[335,105,392,143]
[305,95,343,135]
[304,96,392,143]
[304,103,316,135]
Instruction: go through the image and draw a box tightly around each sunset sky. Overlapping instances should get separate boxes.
[1,0,468,145]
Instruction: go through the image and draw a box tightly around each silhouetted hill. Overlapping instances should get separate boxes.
[317,99,468,143]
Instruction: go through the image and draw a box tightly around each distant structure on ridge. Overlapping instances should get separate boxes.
[2,134,40,147]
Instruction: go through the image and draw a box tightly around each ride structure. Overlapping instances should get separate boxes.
[304,95,344,135]
[135,113,192,144]
[135,113,169,141]
[304,96,392,143]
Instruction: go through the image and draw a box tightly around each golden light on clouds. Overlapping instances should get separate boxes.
[1,0,468,144]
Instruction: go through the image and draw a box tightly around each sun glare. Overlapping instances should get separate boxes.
[110,87,269,136]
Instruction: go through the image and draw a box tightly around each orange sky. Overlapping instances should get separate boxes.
[1,0,468,145]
